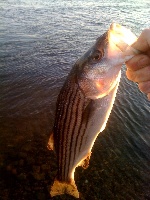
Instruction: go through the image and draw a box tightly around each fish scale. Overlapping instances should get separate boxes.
[48,23,138,198]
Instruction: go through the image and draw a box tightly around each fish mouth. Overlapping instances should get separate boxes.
[108,23,137,52]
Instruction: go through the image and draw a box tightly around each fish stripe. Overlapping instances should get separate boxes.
[56,80,79,181]
[54,80,92,182]
[78,102,92,153]
[65,88,83,180]
[54,87,66,176]
[62,85,78,180]
[54,82,74,180]
[72,99,91,165]
[60,86,75,180]
[54,89,66,150]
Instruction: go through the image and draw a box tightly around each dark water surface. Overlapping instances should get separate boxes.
[0,0,150,199]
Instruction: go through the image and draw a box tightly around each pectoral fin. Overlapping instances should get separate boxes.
[47,133,54,151]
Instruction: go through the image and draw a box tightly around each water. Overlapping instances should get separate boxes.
[0,0,150,199]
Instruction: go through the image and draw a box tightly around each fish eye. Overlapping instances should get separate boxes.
[92,50,103,61]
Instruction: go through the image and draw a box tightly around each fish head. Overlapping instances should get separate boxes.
[76,23,137,99]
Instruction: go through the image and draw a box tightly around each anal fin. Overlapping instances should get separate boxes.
[79,152,91,169]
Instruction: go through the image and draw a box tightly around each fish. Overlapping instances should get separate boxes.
[47,23,138,198]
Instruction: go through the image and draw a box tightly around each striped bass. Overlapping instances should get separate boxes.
[48,23,138,198]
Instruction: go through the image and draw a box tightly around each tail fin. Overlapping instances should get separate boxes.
[50,179,79,198]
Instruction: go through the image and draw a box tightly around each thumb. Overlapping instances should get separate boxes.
[131,29,150,55]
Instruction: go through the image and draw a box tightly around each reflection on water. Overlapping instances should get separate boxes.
[0,0,150,199]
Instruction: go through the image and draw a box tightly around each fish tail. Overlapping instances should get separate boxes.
[50,179,79,198]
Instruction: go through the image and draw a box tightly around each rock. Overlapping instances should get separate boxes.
[36,192,46,200]
[19,159,24,167]
[41,164,49,172]
[85,180,88,184]
[33,172,45,181]
[19,152,27,159]
[27,157,35,165]
[18,159,24,167]
[13,161,18,166]
[18,173,26,180]
[32,165,41,173]
[12,168,17,175]
[6,165,12,171]
[0,162,4,168]
[22,143,31,152]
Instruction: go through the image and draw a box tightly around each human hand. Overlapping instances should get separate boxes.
[125,29,150,100]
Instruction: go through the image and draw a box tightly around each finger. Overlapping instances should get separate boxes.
[126,66,150,82]
[132,29,150,54]
[126,54,150,71]
[138,81,150,94]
